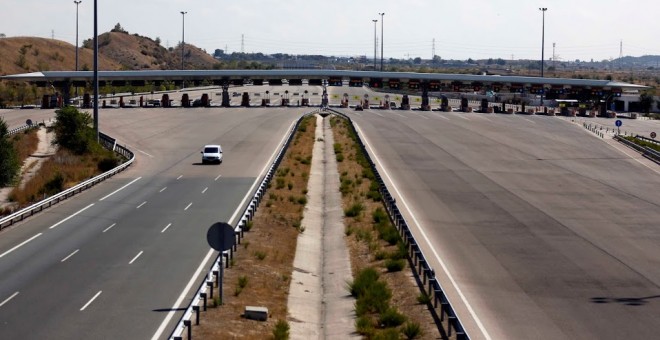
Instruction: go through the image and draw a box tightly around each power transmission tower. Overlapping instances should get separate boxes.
[552,42,556,69]
[241,34,244,53]
[51,30,55,39]
[432,38,436,59]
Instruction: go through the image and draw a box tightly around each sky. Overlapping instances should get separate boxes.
[1,0,659,62]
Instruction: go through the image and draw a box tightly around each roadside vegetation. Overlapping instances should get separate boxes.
[193,115,316,339]
[3,106,120,212]
[331,116,434,339]
[624,135,660,152]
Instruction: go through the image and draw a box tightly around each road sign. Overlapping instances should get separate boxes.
[207,222,235,252]
[615,120,622,127]
[651,132,657,139]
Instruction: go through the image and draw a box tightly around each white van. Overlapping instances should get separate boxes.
[201,144,223,164]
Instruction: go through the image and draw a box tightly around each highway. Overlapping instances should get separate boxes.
[330,86,660,339]
[0,103,304,339]
[1,84,659,339]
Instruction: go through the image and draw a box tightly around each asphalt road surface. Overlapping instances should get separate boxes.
[0,105,305,339]
[330,86,660,340]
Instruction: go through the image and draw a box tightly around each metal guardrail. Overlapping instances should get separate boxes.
[169,109,321,340]
[328,108,469,339]
[614,135,660,165]
[0,133,135,230]
[7,124,32,136]
[636,135,660,147]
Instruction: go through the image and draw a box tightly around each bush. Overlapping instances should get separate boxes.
[417,293,431,305]
[372,207,388,224]
[0,118,20,187]
[401,322,423,339]
[344,202,364,217]
[355,316,375,336]
[379,308,406,328]
[297,196,307,205]
[273,320,290,340]
[52,106,96,154]
[349,267,380,297]
[43,171,65,195]
[97,155,119,172]
[384,259,406,272]
[354,281,391,315]
[373,328,401,340]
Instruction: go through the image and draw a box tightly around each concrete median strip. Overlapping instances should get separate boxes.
[287,114,357,339]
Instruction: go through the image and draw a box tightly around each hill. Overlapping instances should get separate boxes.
[0,37,122,75]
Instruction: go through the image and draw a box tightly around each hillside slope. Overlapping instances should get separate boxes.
[0,37,122,75]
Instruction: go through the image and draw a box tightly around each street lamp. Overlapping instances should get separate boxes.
[93,0,98,141]
[180,11,187,70]
[74,0,81,100]
[539,7,547,105]
[372,19,378,70]
[379,12,385,71]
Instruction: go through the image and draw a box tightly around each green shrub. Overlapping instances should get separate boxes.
[417,293,431,305]
[355,316,375,336]
[385,259,406,272]
[349,267,380,297]
[344,202,364,217]
[401,322,423,339]
[273,320,290,340]
[288,182,293,190]
[373,328,401,340]
[372,208,388,224]
[97,155,119,172]
[355,280,391,315]
[297,196,307,205]
[276,178,286,189]
[42,171,65,195]
[336,153,344,162]
[238,275,248,289]
[379,308,406,328]
[254,251,267,260]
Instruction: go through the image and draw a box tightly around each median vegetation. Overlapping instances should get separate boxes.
[331,116,432,339]
[623,135,660,152]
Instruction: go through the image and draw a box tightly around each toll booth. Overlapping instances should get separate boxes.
[440,96,449,111]
[221,86,231,107]
[559,102,569,116]
[119,96,125,108]
[578,103,587,116]
[83,93,91,109]
[162,94,170,108]
[182,94,190,107]
[241,92,250,107]
[401,95,410,110]
[460,98,468,112]
[421,84,430,111]
[481,99,489,112]
[201,93,210,107]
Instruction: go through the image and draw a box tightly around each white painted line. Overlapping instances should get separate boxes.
[80,291,102,311]
[136,201,147,209]
[49,204,95,229]
[370,111,384,117]
[61,249,80,262]
[161,223,172,233]
[99,177,142,201]
[0,292,19,308]
[184,202,192,211]
[176,175,183,180]
[214,174,222,181]
[202,187,208,194]
[103,223,116,233]
[456,114,470,120]
[434,113,449,120]
[160,187,167,193]
[0,233,42,259]
[394,112,406,118]
[419,114,430,119]
[138,149,154,158]
[354,123,492,340]
[129,251,144,264]
[522,117,536,124]
[151,119,297,340]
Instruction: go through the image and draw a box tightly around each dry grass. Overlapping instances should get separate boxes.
[331,116,438,339]
[8,147,116,206]
[192,115,316,339]
[10,128,39,165]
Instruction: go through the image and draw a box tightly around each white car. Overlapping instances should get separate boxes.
[201,144,223,164]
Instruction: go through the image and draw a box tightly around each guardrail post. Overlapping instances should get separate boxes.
[201,292,207,311]
[207,281,214,301]
[184,319,192,339]
[448,316,457,336]
[193,305,200,325]
[213,270,219,287]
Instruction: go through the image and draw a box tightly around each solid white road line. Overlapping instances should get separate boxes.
[49,204,95,229]
[103,223,116,233]
[0,292,19,308]
[0,233,42,259]
[61,249,80,262]
[160,187,167,193]
[138,149,154,158]
[150,119,297,340]
[176,175,183,180]
[184,203,192,211]
[80,291,102,311]
[129,251,143,265]
[354,123,492,340]
[99,177,142,201]
[136,201,147,209]
[161,223,172,233]
[202,187,208,194]
[214,174,222,181]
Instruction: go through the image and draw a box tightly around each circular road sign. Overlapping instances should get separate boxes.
[26,119,33,126]
[207,222,236,252]
[651,132,657,139]
[615,120,623,127]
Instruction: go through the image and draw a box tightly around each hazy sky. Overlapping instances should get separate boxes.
[2,0,658,61]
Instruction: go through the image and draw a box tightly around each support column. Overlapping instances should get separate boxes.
[421,83,430,111]
[221,85,230,107]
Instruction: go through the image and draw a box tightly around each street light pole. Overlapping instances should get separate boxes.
[93,0,98,141]
[372,19,378,70]
[539,7,547,105]
[379,13,385,71]
[180,11,187,70]
[74,0,81,101]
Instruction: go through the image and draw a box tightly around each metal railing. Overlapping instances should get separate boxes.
[0,133,135,230]
[614,135,660,165]
[328,108,469,339]
[7,124,32,136]
[169,109,321,340]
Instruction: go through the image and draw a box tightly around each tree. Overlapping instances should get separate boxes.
[111,23,127,33]
[638,92,655,114]
[52,106,97,154]
[0,118,20,187]
[0,33,6,38]
[155,37,161,45]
